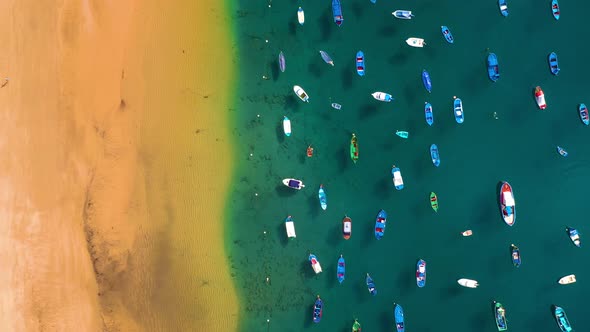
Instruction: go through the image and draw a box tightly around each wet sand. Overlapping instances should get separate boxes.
[0,0,237,330]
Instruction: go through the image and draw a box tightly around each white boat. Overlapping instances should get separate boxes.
[283,116,291,136]
[392,10,414,19]
[535,86,546,110]
[309,254,322,274]
[297,7,305,25]
[406,37,425,48]
[391,166,404,190]
[293,85,309,102]
[461,230,473,237]
[457,278,479,288]
[282,178,305,190]
[371,91,393,102]
[558,274,576,285]
[285,216,296,238]
[331,103,342,110]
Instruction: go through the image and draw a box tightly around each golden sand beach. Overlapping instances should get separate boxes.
[0,0,238,330]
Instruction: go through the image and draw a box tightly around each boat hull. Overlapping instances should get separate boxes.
[499,181,515,226]
[342,216,352,239]
[441,26,454,43]
[366,274,377,296]
[454,97,464,123]
[350,133,359,163]
[487,53,500,82]
[422,70,432,93]
[457,278,479,288]
[579,103,589,125]
[416,259,426,288]
[558,274,576,285]
[498,0,509,16]
[298,7,305,25]
[374,209,387,240]
[494,301,508,331]
[309,254,322,274]
[391,166,404,190]
[278,51,286,72]
[283,116,291,136]
[552,0,560,20]
[406,38,425,48]
[337,256,345,284]
[394,304,405,332]
[510,244,521,267]
[535,86,547,109]
[396,130,408,139]
[392,10,413,19]
[318,185,327,210]
[293,85,309,102]
[553,305,572,332]
[549,52,560,75]
[425,102,434,126]
[319,50,334,66]
[285,216,296,238]
[566,227,581,247]
[430,192,439,212]
[356,51,365,76]
[312,296,323,323]
[332,0,343,26]
[372,91,393,102]
[430,144,440,167]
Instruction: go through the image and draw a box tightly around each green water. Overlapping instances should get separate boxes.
[226,1,589,331]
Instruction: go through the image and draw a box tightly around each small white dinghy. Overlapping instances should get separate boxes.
[457,278,479,288]
[293,85,309,102]
[371,91,393,102]
[558,274,576,285]
[283,116,291,136]
[392,10,414,19]
[406,37,426,48]
[297,7,305,25]
[285,216,296,239]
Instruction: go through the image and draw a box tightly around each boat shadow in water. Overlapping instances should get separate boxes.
[275,121,285,144]
[277,222,290,247]
[317,10,333,42]
[325,223,341,247]
[440,283,462,299]
[325,260,338,289]
[275,185,300,198]
[469,308,489,331]
[378,311,391,330]
[340,66,354,90]
[377,24,397,38]
[308,62,324,79]
[387,52,410,67]
[307,194,321,219]
[287,21,297,36]
[334,146,348,173]
[284,95,301,112]
[357,103,379,120]
[270,59,279,81]
[395,265,416,296]
[372,178,392,200]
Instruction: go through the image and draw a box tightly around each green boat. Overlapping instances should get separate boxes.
[430,192,439,212]
[352,318,362,332]
[493,301,508,331]
[350,133,359,163]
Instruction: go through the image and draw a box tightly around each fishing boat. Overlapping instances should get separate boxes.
[462,230,473,237]
[557,146,568,157]
[548,52,560,75]
[342,216,352,240]
[552,0,560,20]
[285,215,296,239]
[371,91,393,102]
[498,0,509,16]
[293,85,309,102]
[366,273,377,296]
[566,227,581,247]
[282,178,305,190]
[337,255,345,284]
[441,26,454,43]
[535,86,547,109]
[319,50,334,66]
[396,130,409,139]
[558,274,576,285]
[422,70,432,93]
[487,53,500,82]
[392,10,413,19]
[332,0,343,26]
[553,305,573,332]
[406,37,425,48]
[283,116,291,136]
[391,165,404,190]
[350,133,359,163]
[312,295,323,323]
[425,102,434,126]
[493,301,508,331]
[457,278,479,288]
[307,145,314,157]
[394,303,405,332]
[510,244,521,267]
[430,144,440,167]
[298,7,305,25]
[318,184,327,210]
[309,253,323,274]
[356,51,365,76]
[453,96,464,123]
[331,103,342,110]
[416,259,426,288]
[499,181,516,226]
[352,319,362,332]
[374,209,387,240]
[579,103,589,125]
[278,51,286,72]
[430,192,439,212]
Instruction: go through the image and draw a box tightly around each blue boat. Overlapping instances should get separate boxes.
[313,295,323,323]
[453,97,464,123]
[416,259,426,288]
[552,0,560,20]
[422,70,432,93]
[391,165,404,190]
[425,102,434,126]
[487,53,500,82]
[548,52,560,75]
[557,146,568,157]
[370,0,376,3]
[336,255,345,283]
[441,26,454,43]
[510,244,521,267]
[374,209,387,240]
[318,184,327,210]
[366,273,377,296]
[498,0,509,16]
[553,305,573,332]
[430,144,440,167]
[332,0,343,26]
[579,104,589,125]
[278,51,286,72]
[394,303,405,332]
[566,227,581,247]
[356,51,365,76]
[319,50,334,66]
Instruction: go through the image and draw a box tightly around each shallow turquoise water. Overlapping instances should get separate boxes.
[227,1,590,331]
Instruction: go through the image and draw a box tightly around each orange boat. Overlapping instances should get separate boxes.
[342,216,352,239]
[462,230,473,237]
[307,145,314,157]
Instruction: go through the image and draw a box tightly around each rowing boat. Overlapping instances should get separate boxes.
[498,0,509,16]
[566,227,580,247]
[394,303,405,332]
[396,130,409,139]
[441,26,454,43]
[285,215,296,239]
[342,216,352,240]
[548,52,560,75]
[318,184,327,210]
[356,51,365,76]
[319,50,334,66]
[510,244,521,267]
[366,273,377,296]
[332,0,343,26]
[552,0,560,20]
[337,255,345,284]
[416,259,426,288]
[499,181,515,226]
[425,102,433,126]
[391,165,404,190]
[579,103,589,125]
[430,192,439,212]
[487,53,500,82]
[350,133,359,163]
[374,209,387,240]
[312,295,323,323]
[422,69,432,93]
[558,274,576,285]
[453,96,464,123]
[430,144,440,167]
[283,116,291,136]
[298,7,305,25]
[278,51,286,72]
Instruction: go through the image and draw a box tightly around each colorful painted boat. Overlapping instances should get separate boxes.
[392,10,413,19]
[406,37,425,48]
[548,52,560,75]
[342,216,352,240]
[366,273,377,296]
[498,0,509,16]
[510,244,521,267]
[374,209,387,240]
[318,184,327,210]
[493,301,508,331]
[309,253,323,274]
[457,278,479,288]
[285,215,296,239]
[278,51,286,72]
[566,227,581,247]
[430,144,440,167]
[453,96,464,123]
[487,53,500,82]
[422,69,432,93]
[298,7,305,25]
[319,50,334,66]
[391,165,404,190]
[337,255,345,284]
[394,303,405,332]
[558,274,576,285]
[293,85,309,102]
[425,102,434,126]
[441,26,454,43]
[352,319,362,332]
[283,116,291,136]
[356,51,365,76]
[416,259,426,288]
[282,178,305,190]
[350,133,359,163]
[535,86,547,109]
[372,91,393,102]
[553,305,572,332]
[552,0,560,20]
[307,145,314,157]
[331,103,342,110]
[557,146,568,157]
[499,181,515,226]
[332,0,343,26]
[313,295,323,323]
[430,192,439,212]
[396,130,409,139]
[579,103,589,125]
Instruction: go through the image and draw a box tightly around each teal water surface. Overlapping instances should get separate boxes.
[227,1,589,331]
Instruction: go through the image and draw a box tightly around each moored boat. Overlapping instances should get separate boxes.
[293,85,309,102]
[285,215,296,239]
[356,51,365,76]
[337,255,345,284]
[430,144,440,167]
[318,184,327,210]
[342,216,352,240]
[406,37,425,48]
[396,130,409,139]
[278,51,286,72]
[391,165,404,190]
[462,230,473,237]
[307,145,314,157]
[394,303,405,332]
[566,226,581,247]
[283,178,305,190]
[553,305,573,332]
[549,52,560,75]
[557,146,568,157]
[422,69,432,93]
[371,91,393,102]
[499,181,515,226]
[350,133,359,163]
[453,96,464,123]
[374,209,387,240]
[319,50,334,66]
[298,7,305,25]
[552,0,560,20]
[579,103,589,125]
[283,116,291,136]
[352,319,362,332]
[416,259,426,288]
[535,86,547,109]
[331,102,342,110]
[366,273,377,296]
[313,295,323,323]
[332,0,343,26]
[558,274,576,285]
[498,0,509,16]
[309,253,323,274]
[425,102,434,126]
[430,192,439,212]
[510,244,521,267]
[441,26,454,43]
[487,53,500,82]
[493,301,508,331]
[392,10,414,19]
[457,278,479,288]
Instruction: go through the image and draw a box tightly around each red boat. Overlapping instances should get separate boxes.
[307,145,314,157]
[535,86,547,110]
[342,216,352,240]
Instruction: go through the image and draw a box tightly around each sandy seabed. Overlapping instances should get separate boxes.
[0,0,238,331]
